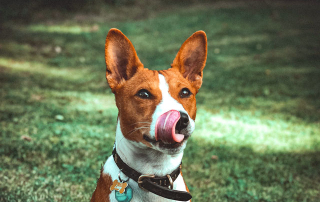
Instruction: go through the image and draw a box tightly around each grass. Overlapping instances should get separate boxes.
[1,1,320,201]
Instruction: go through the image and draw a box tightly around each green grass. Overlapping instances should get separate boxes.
[1,1,320,201]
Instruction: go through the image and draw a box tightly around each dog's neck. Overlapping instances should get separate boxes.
[115,120,184,177]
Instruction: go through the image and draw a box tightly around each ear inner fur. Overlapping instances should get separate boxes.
[171,31,207,90]
[105,28,144,92]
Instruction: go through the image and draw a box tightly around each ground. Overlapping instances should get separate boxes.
[0,1,320,201]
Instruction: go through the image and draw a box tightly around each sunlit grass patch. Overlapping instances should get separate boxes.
[195,108,320,153]
[24,24,100,34]
[208,34,270,47]
[0,58,88,80]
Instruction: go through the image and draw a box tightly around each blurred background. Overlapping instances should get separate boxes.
[0,0,319,201]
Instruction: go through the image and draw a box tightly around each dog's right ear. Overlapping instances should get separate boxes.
[105,28,144,92]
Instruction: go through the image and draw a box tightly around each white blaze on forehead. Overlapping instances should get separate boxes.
[149,74,187,138]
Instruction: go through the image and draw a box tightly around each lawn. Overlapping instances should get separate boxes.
[1,1,320,201]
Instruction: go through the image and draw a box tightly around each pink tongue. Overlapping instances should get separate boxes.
[155,110,185,144]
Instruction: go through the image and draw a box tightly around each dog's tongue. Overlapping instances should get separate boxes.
[155,110,185,144]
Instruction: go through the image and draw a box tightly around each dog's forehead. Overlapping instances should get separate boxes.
[159,69,196,94]
[125,69,184,90]
[123,69,159,91]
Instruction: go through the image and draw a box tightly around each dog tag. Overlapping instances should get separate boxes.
[115,184,133,202]
[110,179,128,194]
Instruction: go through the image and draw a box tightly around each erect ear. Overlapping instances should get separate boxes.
[105,28,144,92]
[171,31,207,90]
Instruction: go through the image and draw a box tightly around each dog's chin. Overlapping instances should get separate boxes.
[143,134,189,155]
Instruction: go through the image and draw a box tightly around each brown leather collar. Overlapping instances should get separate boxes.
[112,149,192,201]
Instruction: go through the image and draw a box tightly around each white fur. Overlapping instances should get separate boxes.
[149,74,195,143]
[102,73,194,202]
[103,121,190,202]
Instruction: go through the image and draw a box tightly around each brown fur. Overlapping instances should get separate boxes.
[104,29,206,145]
[91,167,113,202]
[105,29,144,93]
[115,69,161,146]
[171,31,207,91]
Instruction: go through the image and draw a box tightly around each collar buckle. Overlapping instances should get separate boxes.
[138,174,155,191]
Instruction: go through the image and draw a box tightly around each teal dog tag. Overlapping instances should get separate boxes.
[115,184,133,202]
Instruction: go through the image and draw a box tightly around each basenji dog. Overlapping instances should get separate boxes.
[91,28,207,202]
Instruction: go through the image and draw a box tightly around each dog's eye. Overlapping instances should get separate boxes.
[179,88,191,98]
[136,89,152,99]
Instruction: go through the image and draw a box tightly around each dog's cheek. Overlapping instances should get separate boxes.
[116,94,160,144]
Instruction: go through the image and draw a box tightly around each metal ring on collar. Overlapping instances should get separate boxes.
[118,170,129,183]
[167,174,173,189]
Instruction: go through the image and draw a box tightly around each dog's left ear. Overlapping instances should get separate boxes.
[171,31,207,90]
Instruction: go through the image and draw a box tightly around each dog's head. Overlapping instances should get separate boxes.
[105,29,207,154]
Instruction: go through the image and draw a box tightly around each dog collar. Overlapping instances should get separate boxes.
[112,149,192,201]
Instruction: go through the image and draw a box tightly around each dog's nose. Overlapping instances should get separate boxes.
[176,111,189,132]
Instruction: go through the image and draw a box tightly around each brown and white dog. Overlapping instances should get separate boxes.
[91,28,207,202]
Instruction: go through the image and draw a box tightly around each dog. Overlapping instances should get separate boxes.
[91,28,207,202]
